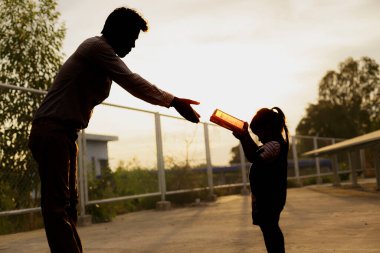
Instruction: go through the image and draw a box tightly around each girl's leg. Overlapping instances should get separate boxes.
[260,222,285,253]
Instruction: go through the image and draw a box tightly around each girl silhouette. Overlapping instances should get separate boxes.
[233,107,289,253]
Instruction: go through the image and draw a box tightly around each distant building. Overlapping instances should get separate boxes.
[84,133,118,177]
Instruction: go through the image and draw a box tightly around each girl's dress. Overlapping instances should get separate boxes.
[249,139,288,225]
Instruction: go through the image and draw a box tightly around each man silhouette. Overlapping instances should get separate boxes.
[28,7,200,253]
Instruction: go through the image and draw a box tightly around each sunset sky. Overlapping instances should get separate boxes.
[55,0,380,167]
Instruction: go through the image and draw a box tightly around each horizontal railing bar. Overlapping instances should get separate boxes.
[0,83,217,124]
[165,187,209,195]
[213,183,244,189]
[102,102,201,122]
[0,83,47,95]
[86,184,247,206]
[288,169,363,180]
[101,102,161,115]
[294,134,345,141]
[156,183,246,196]
[0,207,41,217]
[86,192,161,206]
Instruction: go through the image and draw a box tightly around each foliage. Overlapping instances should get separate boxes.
[297,101,368,138]
[0,0,65,212]
[297,57,380,138]
[86,164,160,222]
[85,159,222,222]
[229,145,241,165]
[0,212,44,235]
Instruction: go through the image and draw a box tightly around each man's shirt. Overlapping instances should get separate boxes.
[34,36,174,129]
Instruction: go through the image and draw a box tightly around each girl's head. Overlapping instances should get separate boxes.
[250,107,289,146]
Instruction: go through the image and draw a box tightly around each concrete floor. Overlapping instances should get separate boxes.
[1,183,380,253]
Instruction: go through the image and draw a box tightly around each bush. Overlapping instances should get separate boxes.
[0,212,43,235]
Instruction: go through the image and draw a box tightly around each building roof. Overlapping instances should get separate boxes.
[85,133,118,142]
[303,130,380,157]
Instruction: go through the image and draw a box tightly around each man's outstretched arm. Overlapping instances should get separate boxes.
[87,37,200,123]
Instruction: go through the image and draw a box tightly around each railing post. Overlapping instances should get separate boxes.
[374,146,380,191]
[332,154,341,186]
[313,137,322,184]
[360,149,366,177]
[291,136,301,186]
[239,143,249,195]
[77,130,86,216]
[77,130,91,226]
[154,112,171,210]
[154,113,166,200]
[348,150,359,187]
[203,123,216,200]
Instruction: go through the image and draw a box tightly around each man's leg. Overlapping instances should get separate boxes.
[29,127,82,253]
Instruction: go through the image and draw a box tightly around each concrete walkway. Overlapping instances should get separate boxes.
[1,183,380,253]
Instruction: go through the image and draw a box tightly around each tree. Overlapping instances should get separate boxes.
[297,57,380,138]
[0,0,65,210]
[229,145,240,165]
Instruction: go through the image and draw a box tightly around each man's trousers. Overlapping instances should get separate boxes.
[29,119,82,253]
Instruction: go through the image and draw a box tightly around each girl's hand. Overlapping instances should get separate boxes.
[232,122,249,140]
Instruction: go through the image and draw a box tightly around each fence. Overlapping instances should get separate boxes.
[0,83,372,220]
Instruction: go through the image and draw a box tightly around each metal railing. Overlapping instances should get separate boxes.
[0,82,371,218]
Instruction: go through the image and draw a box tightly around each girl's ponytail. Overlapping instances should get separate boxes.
[271,107,289,150]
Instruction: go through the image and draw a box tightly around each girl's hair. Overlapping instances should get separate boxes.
[250,107,289,149]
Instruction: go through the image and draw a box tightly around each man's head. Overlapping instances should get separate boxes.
[102,7,148,57]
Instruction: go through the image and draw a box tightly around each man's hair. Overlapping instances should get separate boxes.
[101,7,148,37]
